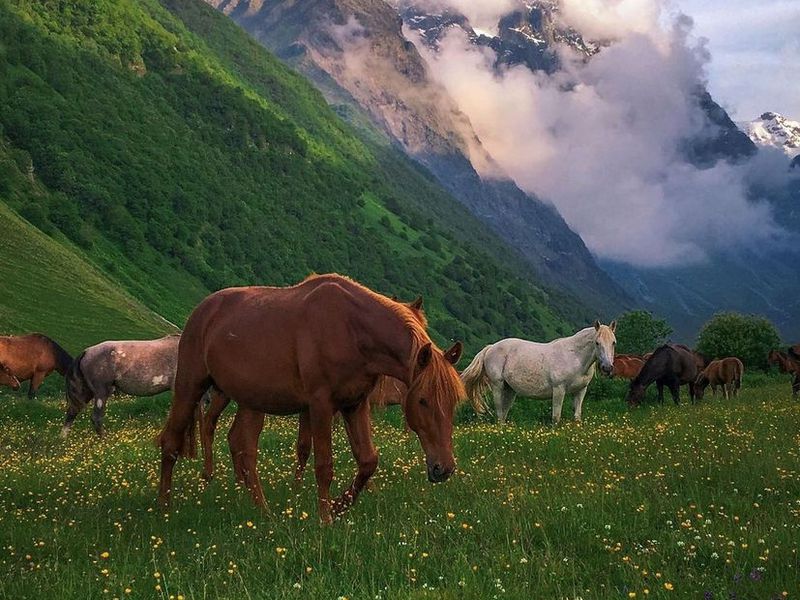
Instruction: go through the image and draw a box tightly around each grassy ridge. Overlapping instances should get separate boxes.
[0,198,172,346]
[1,379,798,599]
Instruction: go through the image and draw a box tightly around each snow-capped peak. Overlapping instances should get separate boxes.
[743,112,800,157]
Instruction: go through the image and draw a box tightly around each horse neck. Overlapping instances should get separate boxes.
[568,328,598,373]
[632,354,662,388]
[354,299,420,385]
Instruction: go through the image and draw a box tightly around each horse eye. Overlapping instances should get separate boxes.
[420,398,429,407]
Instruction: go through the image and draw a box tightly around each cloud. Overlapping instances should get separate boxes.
[405,0,786,267]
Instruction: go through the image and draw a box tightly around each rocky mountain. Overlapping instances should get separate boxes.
[743,112,800,158]
[204,0,631,313]
[401,1,755,166]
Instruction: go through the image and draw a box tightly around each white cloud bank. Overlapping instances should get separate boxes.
[406,0,788,267]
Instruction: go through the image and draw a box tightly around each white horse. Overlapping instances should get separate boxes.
[461,321,617,424]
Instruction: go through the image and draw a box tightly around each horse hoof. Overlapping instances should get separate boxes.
[60,427,71,439]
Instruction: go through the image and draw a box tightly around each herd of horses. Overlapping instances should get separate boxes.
[1,274,799,522]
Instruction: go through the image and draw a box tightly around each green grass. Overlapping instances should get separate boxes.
[1,379,798,599]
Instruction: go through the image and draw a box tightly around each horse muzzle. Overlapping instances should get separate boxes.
[427,462,454,483]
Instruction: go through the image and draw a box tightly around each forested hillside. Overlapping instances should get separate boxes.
[0,0,589,350]
[0,141,172,349]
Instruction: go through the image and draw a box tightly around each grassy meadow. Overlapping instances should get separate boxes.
[0,376,798,599]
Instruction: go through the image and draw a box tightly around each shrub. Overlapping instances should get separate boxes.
[696,312,781,370]
[614,310,672,355]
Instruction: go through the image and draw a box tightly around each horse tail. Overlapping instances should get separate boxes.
[460,345,491,414]
[48,337,74,375]
[65,351,88,407]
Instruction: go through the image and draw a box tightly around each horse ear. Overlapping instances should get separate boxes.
[410,296,424,311]
[609,320,617,332]
[444,341,463,365]
[416,342,433,370]
[594,320,601,331]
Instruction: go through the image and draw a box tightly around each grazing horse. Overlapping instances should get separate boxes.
[611,354,644,380]
[694,357,744,400]
[199,295,423,483]
[0,363,21,391]
[63,334,180,437]
[0,333,73,398]
[158,274,467,523]
[625,344,700,406]
[460,321,617,424]
[767,350,800,399]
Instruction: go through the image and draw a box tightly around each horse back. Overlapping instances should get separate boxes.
[179,282,397,411]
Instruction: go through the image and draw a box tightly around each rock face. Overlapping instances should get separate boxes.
[743,112,800,157]
[205,0,631,313]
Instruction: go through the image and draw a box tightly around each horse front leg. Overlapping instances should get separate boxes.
[792,374,799,399]
[332,400,378,518]
[572,386,588,422]
[551,386,566,425]
[309,401,335,524]
[656,380,665,404]
[200,388,230,481]
[294,409,312,484]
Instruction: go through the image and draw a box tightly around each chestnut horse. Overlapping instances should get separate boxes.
[198,296,422,483]
[611,354,644,380]
[625,344,700,406]
[0,363,21,391]
[768,350,800,399]
[694,357,744,400]
[0,334,73,398]
[158,274,466,523]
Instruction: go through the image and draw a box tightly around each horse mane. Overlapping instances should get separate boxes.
[304,273,465,410]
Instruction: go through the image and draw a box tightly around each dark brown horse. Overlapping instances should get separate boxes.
[0,334,73,398]
[625,344,700,406]
[0,363,21,391]
[768,350,800,398]
[611,354,644,380]
[158,274,466,523]
[694,357,744,400]
[198,295,423,484]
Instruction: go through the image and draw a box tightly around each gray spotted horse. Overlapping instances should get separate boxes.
[62,334,180,437]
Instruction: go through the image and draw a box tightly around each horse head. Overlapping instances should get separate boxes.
[593,320,617,376]
[0,363,20,391]
[404,341,464,483]
[694,372,709,400]
[625,382,645,407]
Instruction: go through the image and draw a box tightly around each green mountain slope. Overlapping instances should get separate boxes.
[0,0,585,350]
[0,142,173,349]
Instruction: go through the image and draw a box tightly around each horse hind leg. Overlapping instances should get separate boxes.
[492,381,514,424]
[91,392,111,437]
[28,370,46,400]
[158,375,209,506]
[228,407,267,508]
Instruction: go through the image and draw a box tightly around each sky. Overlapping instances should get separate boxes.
[674,0,800,120]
